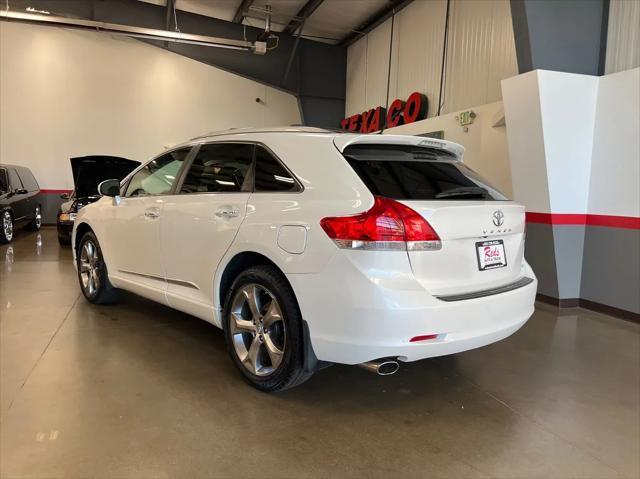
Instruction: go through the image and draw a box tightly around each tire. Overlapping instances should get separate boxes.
[223,265,313,392]
[77,231,118,304]
[26,204,42,231]
[0,210,13,244]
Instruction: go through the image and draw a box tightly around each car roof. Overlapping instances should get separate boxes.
[186,126,464,159]
[190,126,338,141]
[0,164,28,169]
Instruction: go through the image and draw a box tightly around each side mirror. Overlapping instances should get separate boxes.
[60,192,70,200]
[16,188,28,195]
[98,179,121,197]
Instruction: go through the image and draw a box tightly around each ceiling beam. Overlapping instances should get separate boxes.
[233,0,254,23]
[340,0,413,47]
[285,0,324,35]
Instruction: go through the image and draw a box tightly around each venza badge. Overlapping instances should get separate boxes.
[492,210,505,227]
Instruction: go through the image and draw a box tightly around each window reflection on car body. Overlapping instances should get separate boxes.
[435,186,489,199]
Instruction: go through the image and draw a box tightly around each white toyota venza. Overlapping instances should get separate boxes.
[73,127,537,391]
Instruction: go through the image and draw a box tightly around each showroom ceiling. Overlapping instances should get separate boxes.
[137,0,397,44]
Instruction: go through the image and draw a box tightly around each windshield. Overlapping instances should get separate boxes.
[343,144,508,201]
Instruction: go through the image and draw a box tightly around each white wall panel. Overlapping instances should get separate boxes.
[503,67,640,218]
[502,71,551,213]
[537,71,599,215]
[605,0,640,74]
[0,22,301,189]
[588,68,640,217]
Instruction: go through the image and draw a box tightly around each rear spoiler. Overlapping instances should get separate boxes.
[333,134,465,161]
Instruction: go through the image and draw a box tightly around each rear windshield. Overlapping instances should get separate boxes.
[343,144,508,201]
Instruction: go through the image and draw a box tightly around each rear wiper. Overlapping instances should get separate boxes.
[435,186,488,199]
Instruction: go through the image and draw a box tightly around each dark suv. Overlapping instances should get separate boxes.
[0,164,42,243]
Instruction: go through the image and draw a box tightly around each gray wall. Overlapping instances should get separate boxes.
[510,0,609,75]
[553,225,586,300]
[526,220,640,317]
[40,193,67,226]
[581,226,640,314]
[524,223,559,299]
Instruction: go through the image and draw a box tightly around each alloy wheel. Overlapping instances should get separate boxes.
[3,212,12,241]
[230,283,286,377]
[79,240,100,296]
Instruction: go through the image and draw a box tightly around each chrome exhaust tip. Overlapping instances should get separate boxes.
[357,358,400,376]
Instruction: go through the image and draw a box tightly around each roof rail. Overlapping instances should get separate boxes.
[189,126,337,141]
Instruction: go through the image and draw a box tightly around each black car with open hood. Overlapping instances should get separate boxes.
[57,156,140,245]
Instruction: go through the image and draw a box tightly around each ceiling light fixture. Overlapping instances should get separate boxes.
[25,7,50,15]
[0,11,265,54]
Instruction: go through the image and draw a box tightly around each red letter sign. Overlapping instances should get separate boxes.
[403,92,428,124]
[340,92,428,132]
[386,99,405,128]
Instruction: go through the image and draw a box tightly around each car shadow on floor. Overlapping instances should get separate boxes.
[72,288,479,411]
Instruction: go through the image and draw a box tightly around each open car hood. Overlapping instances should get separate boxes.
[70,156,140,198]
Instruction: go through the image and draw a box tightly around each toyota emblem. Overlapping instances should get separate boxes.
[492,210,504,227]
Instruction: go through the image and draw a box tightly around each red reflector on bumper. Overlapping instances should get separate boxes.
[410,334,438,342]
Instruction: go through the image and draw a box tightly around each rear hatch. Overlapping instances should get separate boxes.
[335,135,526,296]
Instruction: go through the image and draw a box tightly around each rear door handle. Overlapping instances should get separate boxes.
[215,208,240,219]
[144,208,160,219]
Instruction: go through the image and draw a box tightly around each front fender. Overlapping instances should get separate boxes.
[71,200,113,271]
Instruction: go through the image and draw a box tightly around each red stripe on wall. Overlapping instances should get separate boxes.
[526,213,585,225]
[526,212,640,230]
[40,189,72,194]
[33,193,640,230]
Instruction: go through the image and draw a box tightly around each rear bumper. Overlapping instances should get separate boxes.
[288,252,537,365]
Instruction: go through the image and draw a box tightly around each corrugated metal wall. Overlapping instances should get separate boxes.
[345,0,519,118]
[365,18,393,110]
[389,0,447,116]
[605,0,640,74]
[444,0,518,113]
[345,35,368,117]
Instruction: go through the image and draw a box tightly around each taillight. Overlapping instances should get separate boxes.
[320,197,441,251]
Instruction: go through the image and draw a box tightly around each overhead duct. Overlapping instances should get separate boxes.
[0,10,267,54]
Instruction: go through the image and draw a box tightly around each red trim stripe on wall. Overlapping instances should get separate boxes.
[40,189,73,194]
[526,212,640,230]
[36,191,640,230]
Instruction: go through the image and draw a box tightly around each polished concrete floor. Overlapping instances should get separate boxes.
[1,227,639,479]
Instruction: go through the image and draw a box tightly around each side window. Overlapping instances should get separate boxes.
[180,143,253,193]
[16,168,39,191]
[254,146,300,192]
[7,169,23,191]
[0,169,7,193]
[125,148,191,198]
